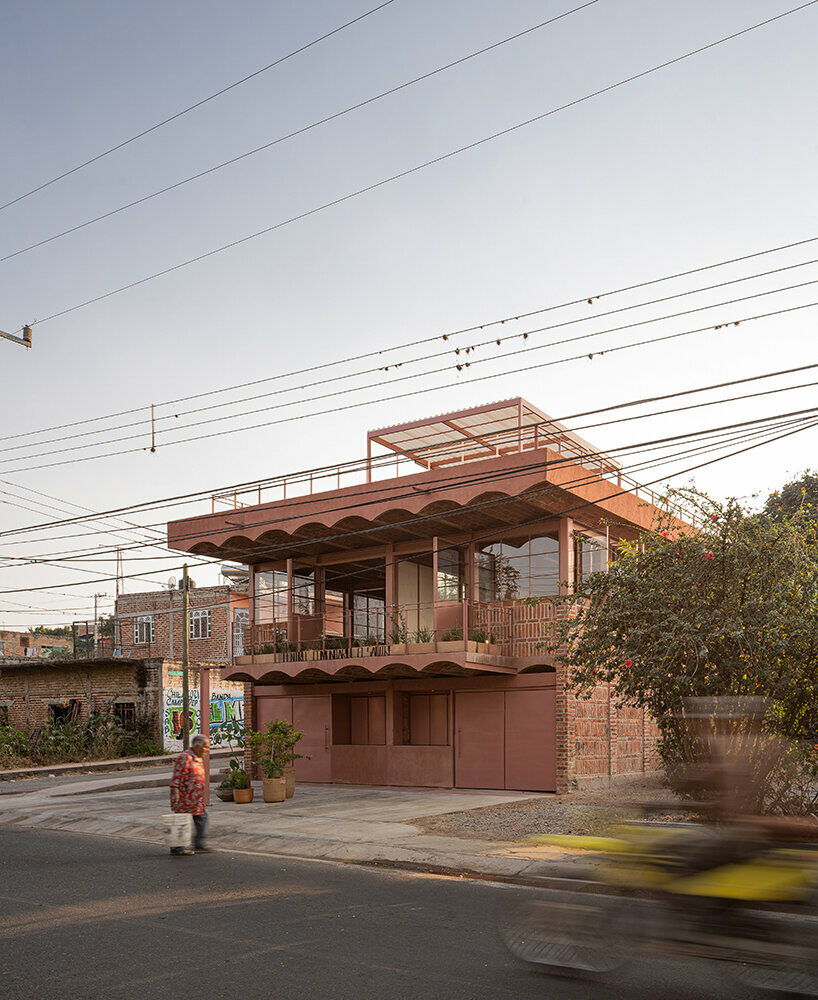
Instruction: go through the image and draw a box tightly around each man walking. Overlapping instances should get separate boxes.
[169,734,210,856]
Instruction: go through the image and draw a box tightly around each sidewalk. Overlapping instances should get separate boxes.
[0,770,591,884]
[0,748,232,784]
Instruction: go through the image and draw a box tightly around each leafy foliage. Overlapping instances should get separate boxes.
[764,470,818,521]
[246,719,308,778]
[0,713,165,768]
[553,488,818,807]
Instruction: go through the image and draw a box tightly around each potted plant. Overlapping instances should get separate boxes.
[231,766,254,803]
[438,626,467,652]
[406,626,435,654]
[247,719,308,802]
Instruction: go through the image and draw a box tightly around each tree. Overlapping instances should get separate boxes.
[28,625,72,638]
[764,470,818,521]
[554,489,818,785]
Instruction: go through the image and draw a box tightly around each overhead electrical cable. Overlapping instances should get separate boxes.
[4,294,818,477]
[3,360,818,546]
[4,253,818,457]
[2,409,815,598]
[0,2,601,264]
[0,0,400,214]
[5,230,818,447]
[11,0,816,336]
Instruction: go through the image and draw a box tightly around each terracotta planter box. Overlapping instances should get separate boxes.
[437,640,466,653]
[406,643,435,654]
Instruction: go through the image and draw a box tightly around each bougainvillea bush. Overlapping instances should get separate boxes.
[552,487,818,810]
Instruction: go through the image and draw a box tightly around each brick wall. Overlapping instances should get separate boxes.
[0,658,163,742]
[0,630,73,659]
[116,586,248,664]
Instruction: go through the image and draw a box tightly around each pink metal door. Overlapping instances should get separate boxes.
[454,691,505,789]
[292,696,332,782]
[505,689,556,791]
[256,697,292,728]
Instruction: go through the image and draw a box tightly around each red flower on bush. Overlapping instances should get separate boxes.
[711,514,718,521]
[624,658,633,666]
[705,552,714,559]
[661,530,669,537]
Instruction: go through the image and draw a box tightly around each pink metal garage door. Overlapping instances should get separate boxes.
[454,691,505,789]
[505,689,556,791]
[292,696,332,782]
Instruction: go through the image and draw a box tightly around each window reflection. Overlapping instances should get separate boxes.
[476,533,559,600]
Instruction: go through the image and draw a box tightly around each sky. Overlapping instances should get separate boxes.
[1,0,817,628]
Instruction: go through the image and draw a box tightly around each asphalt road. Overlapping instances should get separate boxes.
[0,828,749,1000]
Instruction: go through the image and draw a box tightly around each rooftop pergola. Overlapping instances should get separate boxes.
[367,397,621,475]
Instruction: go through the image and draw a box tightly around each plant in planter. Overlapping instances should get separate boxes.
[246,719,309,801]
[440,627,463,642]
[413,626,433,643]
[389,611,407,645]
[231,766,254,803]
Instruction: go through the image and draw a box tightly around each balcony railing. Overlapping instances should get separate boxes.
[242,598,560,662]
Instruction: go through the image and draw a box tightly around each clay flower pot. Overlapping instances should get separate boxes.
[262,776,286,803]
[233,787,254,804]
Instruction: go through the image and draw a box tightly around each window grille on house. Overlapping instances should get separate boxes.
[0,705,9,725]
[113,702,137,729]
[134,616,154,644]
[189,609,211,640]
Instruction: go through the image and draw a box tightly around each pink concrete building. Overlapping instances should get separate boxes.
[168,399,686,792]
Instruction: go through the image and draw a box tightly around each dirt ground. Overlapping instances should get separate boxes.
[414,773,696,842]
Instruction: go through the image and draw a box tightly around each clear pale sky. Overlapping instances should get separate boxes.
[1,0,817,627]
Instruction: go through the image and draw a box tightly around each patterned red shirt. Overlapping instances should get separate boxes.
[170,748,206,815]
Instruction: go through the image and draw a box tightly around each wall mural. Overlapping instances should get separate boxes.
[163,686,244,750]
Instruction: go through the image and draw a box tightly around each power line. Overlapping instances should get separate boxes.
[5,252,818,458]
[3,358,817,549]
[3,404,815,568]
[0,2,601,264]
[3,409,814,602]
[5,292,818,477]
[5,231,818,447]
[0,1,400,214]
[13,0,816,335]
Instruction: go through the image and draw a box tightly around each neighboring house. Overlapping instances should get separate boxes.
[0,630,73,659]
[167,398,690,793]
[0,655,165,732]
[115,579,249,664]
[0,654,243,750]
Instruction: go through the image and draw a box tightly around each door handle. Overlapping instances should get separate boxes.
[324,725,329,751]
[457,729,462,757]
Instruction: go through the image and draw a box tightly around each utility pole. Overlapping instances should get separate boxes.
[181,564,190,750]
[93,593,107,654]
[0,325,32,349]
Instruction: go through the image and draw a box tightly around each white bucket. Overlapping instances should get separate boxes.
[162,813,193,850]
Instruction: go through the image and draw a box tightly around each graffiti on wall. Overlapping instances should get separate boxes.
[162,686,244,750]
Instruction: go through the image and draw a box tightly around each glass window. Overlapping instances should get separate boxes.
[254,570,288,623]
[437,547,464,600]
[134,615,154,644]
[476,531,560,601]
[189,609,211,640]
[292,568,315,616]
[575,534,608,586]
[353,593,385,640]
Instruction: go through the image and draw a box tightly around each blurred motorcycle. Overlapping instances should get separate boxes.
[500,822,818,995]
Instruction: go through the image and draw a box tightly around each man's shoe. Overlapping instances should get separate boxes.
[195,846,212,853]
[171,848,194,856]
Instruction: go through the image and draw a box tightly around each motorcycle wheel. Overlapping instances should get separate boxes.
[728,909,818,997]
[499,892,631,974]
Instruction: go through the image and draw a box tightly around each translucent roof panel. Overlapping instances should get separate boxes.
[367,397,620,471]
